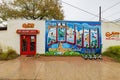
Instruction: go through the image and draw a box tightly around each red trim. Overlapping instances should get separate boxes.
[60,41,66,43]
[67,42,75,44]
[89,29,91,48]
[65,28,67,42]
[56,28,58,42]
[20,35,36,55]
[76,45,81,48]
[17,30,39,35]
[20,35,22,55]
[82,27,84,48]
[74,26,76,44]
[48,42,57,46]
[97,28,99,48]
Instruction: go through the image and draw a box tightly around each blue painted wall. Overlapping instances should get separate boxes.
[45,20,102,54]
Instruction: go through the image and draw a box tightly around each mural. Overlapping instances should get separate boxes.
[84,28,90,47]
[90,29,98,47]
[45,20,102,57]
[47,27,56,45]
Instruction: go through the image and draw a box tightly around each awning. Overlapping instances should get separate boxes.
[16,29,40,35]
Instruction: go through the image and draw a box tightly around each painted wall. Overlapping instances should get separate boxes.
[45,20,102,55]
[0,20,120,55]
[0,20,45,54]
[102,22,120,52]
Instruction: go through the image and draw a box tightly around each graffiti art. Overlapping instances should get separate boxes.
[45,20,102,55]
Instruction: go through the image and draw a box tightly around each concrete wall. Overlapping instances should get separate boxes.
[0,20,120,54]
[0,20,45,54]
[102,22,120,52]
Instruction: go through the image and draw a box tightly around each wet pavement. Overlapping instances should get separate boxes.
[0,56,120,80]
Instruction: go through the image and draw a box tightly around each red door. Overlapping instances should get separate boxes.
[20,35,36,55]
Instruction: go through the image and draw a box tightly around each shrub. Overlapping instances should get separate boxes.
[0,49,19,60]
[45,51,58,56]
[103,46,120,62]
[6,49,19,60]
[0,52,8,60]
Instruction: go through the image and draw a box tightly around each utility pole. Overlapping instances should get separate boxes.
[99,6,101,22]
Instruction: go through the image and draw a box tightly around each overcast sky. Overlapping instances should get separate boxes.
[0,0,120,21]
[62,0,120,21]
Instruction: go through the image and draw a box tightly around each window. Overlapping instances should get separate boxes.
[30,36,35,51]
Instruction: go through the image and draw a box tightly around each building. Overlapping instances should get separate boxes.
[102,22,120,51]
[0,20,45,55]
[0,20,120,55]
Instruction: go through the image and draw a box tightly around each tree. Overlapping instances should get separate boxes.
[0,0,64,20]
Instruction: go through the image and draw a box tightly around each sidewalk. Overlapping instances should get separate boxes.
[0,56,120,80]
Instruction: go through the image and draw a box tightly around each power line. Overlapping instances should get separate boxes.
[104,10,120,19]
[61,1,99,18]
[90,1,120,20]
[112,18,120,22]
[102,1,120,13]
[61,1,120,26]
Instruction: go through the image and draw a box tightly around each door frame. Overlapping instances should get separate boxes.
[20,35,36,55]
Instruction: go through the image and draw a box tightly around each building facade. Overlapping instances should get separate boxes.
[0,20,120,55]
[0,20,45,55]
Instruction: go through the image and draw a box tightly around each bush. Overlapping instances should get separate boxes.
[45,51,58,56]
[103,46,120,62]
[0,52,8,60]
[0,49,19,60]
[6,49,19,60]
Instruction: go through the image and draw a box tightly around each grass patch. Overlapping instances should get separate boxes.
[46,50,58,56]
[0,49,19,60]
[35,51,81,57]
[103,46,120,62]
[64,51,81,56]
